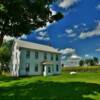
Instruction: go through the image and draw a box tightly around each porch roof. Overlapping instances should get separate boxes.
[41,60,53,65]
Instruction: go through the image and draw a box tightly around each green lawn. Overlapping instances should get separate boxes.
[1,72,100,100]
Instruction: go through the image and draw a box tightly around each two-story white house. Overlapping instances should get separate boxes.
[10,39,61,77]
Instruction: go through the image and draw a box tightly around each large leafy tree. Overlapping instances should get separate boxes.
[0,40,13,72]
[0,0,63,45]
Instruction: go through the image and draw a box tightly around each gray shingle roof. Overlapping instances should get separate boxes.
[15,39,60,54]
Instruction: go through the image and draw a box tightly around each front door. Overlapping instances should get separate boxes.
[42,65,48,76]
[42,65,45,75]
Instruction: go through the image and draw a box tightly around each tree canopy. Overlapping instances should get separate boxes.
[0,0,63,45]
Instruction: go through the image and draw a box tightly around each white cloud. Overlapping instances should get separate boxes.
[74,25,78,29]
[35,27,47,32]
[35,22,52,32]
[60,48,75,55]
[79,21,100,39]
[21,34,27,39]
[67,33,76,37]
[38,32,47,37]
[57,34,66,38]
[85,54,90,58]
[50,8,57,15]
[69,38,78,43]
[65,29,73,34]
[60,48,75,60]
[58,0,79,9]
[60,48,81,60]
[36,32,50,41]
[84,54,93,58]
[37,36,50,41]
[82,23,86,27]
[96,48,100,52]
[65,29,76,37]
[96,4,100,10]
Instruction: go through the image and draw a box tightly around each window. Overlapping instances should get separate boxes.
[51,54,53,60]
[48,67,51,73]
[35,64,38,72]
[26,50,30,58]
[35,51,38,59]
[44,52,47,60]
[56,55,59,61]
[56,64,59,72]
[26,63,30,72]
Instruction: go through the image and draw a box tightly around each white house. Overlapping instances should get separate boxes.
[10,39,61,77]
[62,54,81,67]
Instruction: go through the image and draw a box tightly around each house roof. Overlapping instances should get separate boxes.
[70,54,81,60]
[15,39,60,54]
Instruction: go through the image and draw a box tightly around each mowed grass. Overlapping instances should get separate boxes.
[1,72,100,100]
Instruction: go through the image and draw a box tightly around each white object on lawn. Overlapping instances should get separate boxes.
[70,71,77,75]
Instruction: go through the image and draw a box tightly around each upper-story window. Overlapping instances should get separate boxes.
[35,51,38,59]
[51,54,53,60]
[26,50,30,58]
[56,55,59,61]
[44,52,47,60]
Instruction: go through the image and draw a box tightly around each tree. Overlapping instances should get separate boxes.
[0,40,13,72]
[0,0,63,46]
[85,59,92,66]
[93,57,99,65]
[79,60,84,66]
[89,59,95,66]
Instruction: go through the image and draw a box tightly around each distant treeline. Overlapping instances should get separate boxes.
[79,57,99,66]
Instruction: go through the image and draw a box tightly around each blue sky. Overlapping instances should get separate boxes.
[22,0,100,58]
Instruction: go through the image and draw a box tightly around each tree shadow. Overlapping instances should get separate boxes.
[0,76,21,82]
[0,81,100,100]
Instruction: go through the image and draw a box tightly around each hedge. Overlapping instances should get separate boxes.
[62,66,100,72]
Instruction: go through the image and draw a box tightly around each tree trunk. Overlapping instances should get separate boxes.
[0,34,4,46]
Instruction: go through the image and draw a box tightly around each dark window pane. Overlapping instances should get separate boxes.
[56,55,59,61]
[35,51,38,59]
[44,52,47,60]
[35,64,38,72]
[26,63,30,72]
[56,64,59,71]
[26,50,30,58]
[48,67,51,73]
[51,54,53,60]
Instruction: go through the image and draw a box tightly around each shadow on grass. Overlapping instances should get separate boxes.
[0,81,100,100]
[0,76,21,82]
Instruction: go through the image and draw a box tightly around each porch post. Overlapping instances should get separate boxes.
[16,49,20,77]
[43,65,48,76]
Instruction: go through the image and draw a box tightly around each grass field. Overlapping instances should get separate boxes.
[1,72,100,100]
